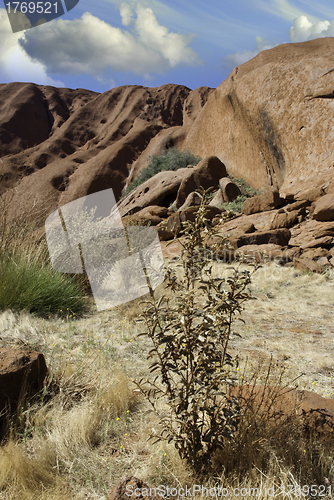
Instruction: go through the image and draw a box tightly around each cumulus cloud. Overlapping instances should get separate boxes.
[0,8,63,86]
[288,15,334,42]
[223,36,277,69]
[18,3,199,79]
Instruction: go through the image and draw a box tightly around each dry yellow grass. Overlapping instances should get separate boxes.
[0,260,333,499]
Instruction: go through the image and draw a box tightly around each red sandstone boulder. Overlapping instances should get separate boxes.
[289,220,334,248]
[175,156,227,208]
[164,205,222,238]
[243,191,285,215]
[219,177,241,202]
[209,189,224,208]
[0,348,48,430]
[117,169,188,217]
[183,38,334,202]
[178,191,201,211]
[312,193,334,221]
[270,210,300,230]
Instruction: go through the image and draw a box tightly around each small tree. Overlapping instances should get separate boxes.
[135,188,255,476]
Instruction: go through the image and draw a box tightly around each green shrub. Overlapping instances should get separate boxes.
[122,148,201,197]
[135,188,255,476]
[218,178,262,214]
[230,177,261,198]
[0,196,87,316]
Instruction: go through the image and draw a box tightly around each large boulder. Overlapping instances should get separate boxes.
[312,193,334,221]
[243,191,285,215]
[117,168,189,217]
[109,476,162,500]
[230,385,334,442]
[174,156,227,208]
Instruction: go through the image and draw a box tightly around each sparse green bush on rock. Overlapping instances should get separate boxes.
[135,188,255,476]
[219,177,262,214]
[122,147,201,197]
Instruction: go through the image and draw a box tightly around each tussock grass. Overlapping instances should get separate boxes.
[0,194,88,317]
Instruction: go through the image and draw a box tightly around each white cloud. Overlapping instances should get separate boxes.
[223,36,277,69]
[0,8,63,86]
[256,0,315,22]
[288,15,334,42]
[18,3,199,79]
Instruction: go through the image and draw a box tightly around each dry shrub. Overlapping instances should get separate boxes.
[135,188,257,476]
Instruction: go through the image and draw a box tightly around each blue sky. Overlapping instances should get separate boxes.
[1,0,334,92]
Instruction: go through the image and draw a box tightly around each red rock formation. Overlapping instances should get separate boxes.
[183,38,334,199]
[0,83,212,224]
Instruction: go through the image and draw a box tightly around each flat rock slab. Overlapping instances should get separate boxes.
[289,220,334,247]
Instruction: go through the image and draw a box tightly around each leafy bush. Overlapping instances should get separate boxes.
[135,188,255,476]
[122,148,201,197]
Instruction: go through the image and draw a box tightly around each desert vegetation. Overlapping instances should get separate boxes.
[218,177,262,214]
[122,148,201,198]
[0,195,87,317]
[0,190,333,500]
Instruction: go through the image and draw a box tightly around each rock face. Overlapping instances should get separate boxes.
[0,83,213,224]
[0,348,48,432]
[183,38,334,200]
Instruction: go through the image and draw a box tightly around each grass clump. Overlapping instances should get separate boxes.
[122,147,201,197]
[135,188,256,476]
[0,250,87,316]
[0,193,87,317]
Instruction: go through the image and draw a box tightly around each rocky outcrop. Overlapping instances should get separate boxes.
[0,83,213,224]
[2,39,334,273]
[312,193,334,221]
[183,38,334,201]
